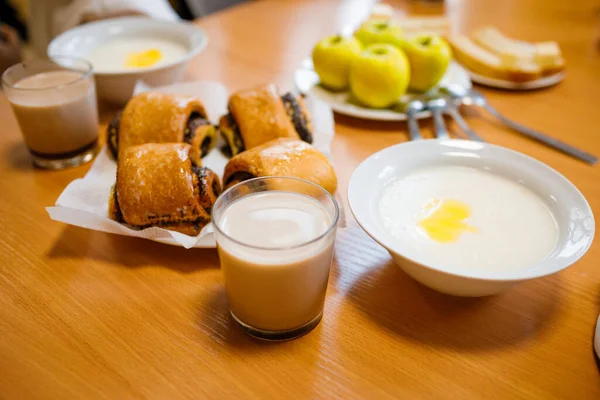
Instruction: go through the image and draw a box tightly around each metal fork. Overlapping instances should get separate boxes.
[442,84,598,165]
[443,103,485,142]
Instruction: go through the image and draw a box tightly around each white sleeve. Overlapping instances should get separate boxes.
[96,0,180,21]
[52,0,180,37]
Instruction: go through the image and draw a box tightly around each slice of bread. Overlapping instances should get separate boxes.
[471,26,564,77]
[472,26,536,66]
[535,41,563,70]
[448,35,542,82]
[541,57,566,76]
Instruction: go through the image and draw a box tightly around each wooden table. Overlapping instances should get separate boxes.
[1,0,599,398]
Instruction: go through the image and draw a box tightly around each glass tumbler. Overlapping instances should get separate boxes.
[213,177,339,340]
[2,57,99,169]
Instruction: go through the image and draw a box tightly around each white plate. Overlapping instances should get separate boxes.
[468,70,565,90]
[348,139,594,296]
[295,59,471,121]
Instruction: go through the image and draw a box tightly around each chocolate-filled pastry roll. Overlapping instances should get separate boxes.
[281,93,313,144]
[108,143,222,236]
[195,166,221,215]
[219,84,313,157]
[223,138,337,194]
[106,92,217,163]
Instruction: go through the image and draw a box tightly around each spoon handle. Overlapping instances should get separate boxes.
[484,104,598,165]
[446,106,485,142]
[406,110,423,141]
[431,108,450,139]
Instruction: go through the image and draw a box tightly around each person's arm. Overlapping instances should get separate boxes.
[80,8,146,24]
[53,0,180,39]
[79,0,180,24]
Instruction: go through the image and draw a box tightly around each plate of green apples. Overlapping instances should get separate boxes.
[298,21,471,121]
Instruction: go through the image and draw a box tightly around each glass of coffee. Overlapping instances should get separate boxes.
[2,57,99,169]
[213,177,339,341]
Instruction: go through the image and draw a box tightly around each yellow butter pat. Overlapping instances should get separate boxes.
[418,198,477,243]
[125,49,163,68]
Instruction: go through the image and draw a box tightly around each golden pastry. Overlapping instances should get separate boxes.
[109,143,222,236]
[219,84,313,157]
[223,138,337,194]
[106,92,217,163]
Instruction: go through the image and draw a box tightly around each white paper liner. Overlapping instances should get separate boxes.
[47,80,341,248]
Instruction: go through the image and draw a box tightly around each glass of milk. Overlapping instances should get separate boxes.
[2,57,99,169]
[213,177,339,340]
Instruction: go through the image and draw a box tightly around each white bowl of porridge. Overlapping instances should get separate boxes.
[348,139,594,296]
[48,17,207,104]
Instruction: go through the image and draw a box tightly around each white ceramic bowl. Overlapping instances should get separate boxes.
[48,17,207,105]
[348,139,594,296]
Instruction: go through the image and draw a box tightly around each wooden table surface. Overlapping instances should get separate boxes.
[1,0,599,398]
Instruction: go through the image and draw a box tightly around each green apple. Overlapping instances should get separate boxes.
[402,34,452,92]
[353,20,404,49]
[312,35,362,91]
[349,44,410,108]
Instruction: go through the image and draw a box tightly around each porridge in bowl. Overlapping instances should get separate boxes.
[86,37,189,72]
[378,165,559,274]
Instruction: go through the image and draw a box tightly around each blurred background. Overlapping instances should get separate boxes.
[0,0,249,73]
